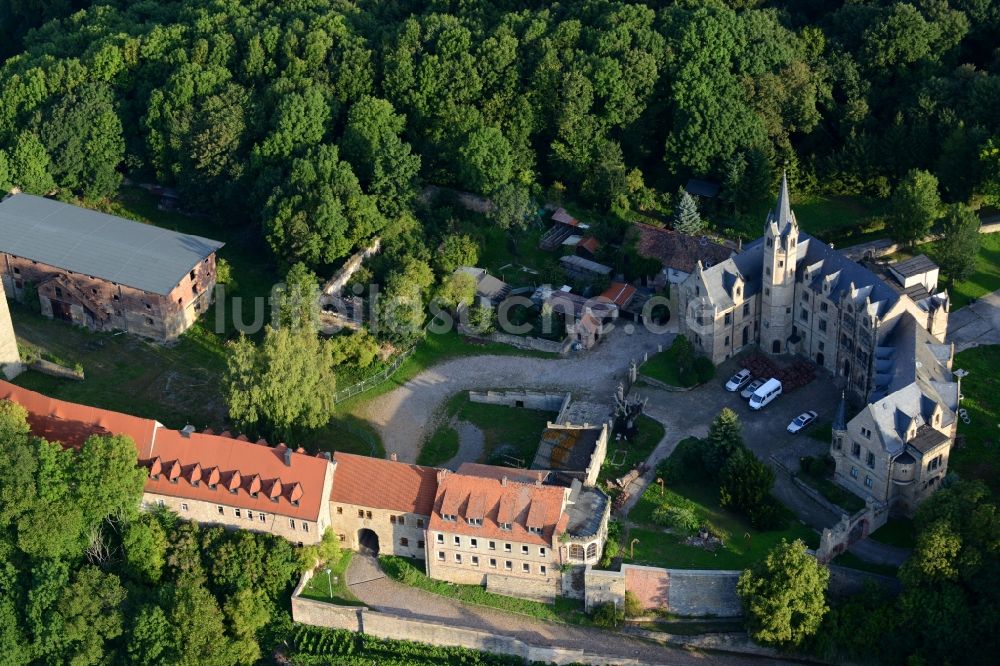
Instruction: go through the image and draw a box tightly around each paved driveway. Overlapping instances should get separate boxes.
[946,288,1000,352]
[344,554,787,666]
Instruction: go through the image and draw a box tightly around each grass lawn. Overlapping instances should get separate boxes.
[640,344,697,388]
[598,415,665,485]
[379,556,589,624]
[869,517,916,549]
[417,425,460,466]
[626,479,818,570]
[420,391,555,467]
[298,551,364,606]
[718,192,888,243]
[949,346,1000,492]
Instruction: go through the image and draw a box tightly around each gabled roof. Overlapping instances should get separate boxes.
[429,469,568,546]
[0,381,330,521]
[599,282,636,308]
[0,194,224,296]
[635,224,732,274]
[330,452,438,516]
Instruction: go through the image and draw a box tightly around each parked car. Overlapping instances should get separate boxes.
[725,368,753,392]
[740,378,765,399]
[787,411,819,433]
[748,378,782,410]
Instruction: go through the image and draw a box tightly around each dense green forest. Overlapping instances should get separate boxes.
[1,0,998,275]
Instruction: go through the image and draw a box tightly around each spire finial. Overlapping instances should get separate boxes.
[775,170,791,229]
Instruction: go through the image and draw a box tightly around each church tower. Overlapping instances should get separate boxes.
[760,172,799,355]
[0,276,22,379]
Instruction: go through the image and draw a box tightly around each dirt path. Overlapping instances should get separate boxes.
[349,328,671,463]
[345,554,785,665]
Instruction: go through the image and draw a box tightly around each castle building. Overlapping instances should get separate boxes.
[0,194,223,341]
[678,175,957,516]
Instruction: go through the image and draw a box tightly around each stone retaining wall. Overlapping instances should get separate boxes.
[486,572,561,602]
[468,389,568,412]
[583,564,741,617]
[483,331,571,354]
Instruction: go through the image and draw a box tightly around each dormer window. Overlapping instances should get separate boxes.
[528,526,543,535]
[767,238,773,247]
[443,513,457,522]
[467,518,483,526]
[499,522,511,531]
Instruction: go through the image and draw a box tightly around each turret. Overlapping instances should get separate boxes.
[761,172,800,355]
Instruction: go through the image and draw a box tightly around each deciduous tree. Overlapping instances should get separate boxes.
[935,203,980,286]
[889,169,941,247]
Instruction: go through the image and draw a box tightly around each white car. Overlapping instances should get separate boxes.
[740,378,765,399]
[787,411,819,433]
[724,368,753,392]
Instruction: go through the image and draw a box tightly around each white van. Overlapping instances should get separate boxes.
[748,378,782,410]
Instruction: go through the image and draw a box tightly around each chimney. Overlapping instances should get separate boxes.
[180,424,196,438]
[283,448,292,467]
[319,451,331,461]
[390,452,398,462]
[501,476,508,486]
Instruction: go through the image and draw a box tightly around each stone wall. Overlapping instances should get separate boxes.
[584,564,742,617]
[329,502,429,560]
[485,572,561,602]
[584,566,625,612]
[468,389,567,413]
[482,330,571,355]
[322,239,381,297]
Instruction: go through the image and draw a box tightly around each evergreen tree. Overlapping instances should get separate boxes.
[673,187,704,235]
[936,203,980,286]
[705,408,743,475]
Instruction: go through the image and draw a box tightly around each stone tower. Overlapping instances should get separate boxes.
[0,276,22,379]
[760,172,799,355]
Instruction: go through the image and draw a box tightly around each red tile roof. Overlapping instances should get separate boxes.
[0,381,331,522]
[599,282,637,308]
[329,452,438,516]
[429,469,569,547]
[635,224,732,273]
[551,207,580,227]
[456,463,549,485]
[577,236,600,254]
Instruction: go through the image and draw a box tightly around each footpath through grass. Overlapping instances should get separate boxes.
[626,476,818,570]
[949,345,1000,493]
[298,551,364,606]
[379,556,589,624]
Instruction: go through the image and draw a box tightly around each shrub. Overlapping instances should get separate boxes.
[651,503,700,533]
[599,520,623,568]
[623,591,644,618]
[592,602,624,627]
[693,356,715,383]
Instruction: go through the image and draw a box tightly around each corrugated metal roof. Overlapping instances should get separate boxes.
[0,194,224,296]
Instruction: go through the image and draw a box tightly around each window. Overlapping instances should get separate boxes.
[471,555,479,567]
[818,319,827,332]
[217,505,224,515]
[259,513,266,523]
[743,302,750,316]
[861,427,871,439]
[570,544,584,560]
[454,553,462,563]
[436,533,444,544]
[400,537,409,547]
[358,509,364,518]
[443,514,457,522]
[190,270,196,281]
[145,302,151,310]
[12,267,19,275]
[786,307,791,314]
[586,543,598,559]
[724,336,730,346]
[488,540,496,550]
[929,455,943,471]
[337,506,343,515]
[778,260,784,268]
[724,312,731,325]
[302,523,309,533]
[521,545,529,555]
[289,518,295,529]
[247,511,253,520]
[802,292,809,302]
[180,502,188,512]
[539,547,546,557]
[852,442,861,458]
[157,499,165,507]
[365,511,372,520]
[695,286,700,296]
[818,341,825,351]
[850,466,859,479]
[55,287,63,298]
[864,476,873,488]
[467,517,482,526]
[438,551,445,561]
[505,560,513,571]
[489,558,497,568]
[339,534,346,542]
[522,563,530,573]
[540,565,547,575]
[235,508,241,518]
[418,540,424,549]
[866,451,875,468]
[499,522,511,531]
[453,535,461,546]
[800,308,808,322]
[504,543,512,553]
[820,301,828,312]
[399,516,405,526]
[417,518,424,528]
[528,526,542,535]
[470,538,478,549]
[390,515,396,524]
[766,267,771,276]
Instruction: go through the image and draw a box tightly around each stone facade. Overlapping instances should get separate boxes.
[328,501,430,560]
[426,527,562,587]
[0,276,20,378]
[1,252,218,342]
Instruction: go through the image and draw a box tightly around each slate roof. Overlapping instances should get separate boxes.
[0,194,224,296]
[890,255,937,278]
[634,224,732,274]
[330,452,439,516]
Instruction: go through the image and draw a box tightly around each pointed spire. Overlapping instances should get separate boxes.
[774,170,792,231]
[833,391,847,432]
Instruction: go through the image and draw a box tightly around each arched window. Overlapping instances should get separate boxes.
[569,544,585,560]
[586,543,598,559]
